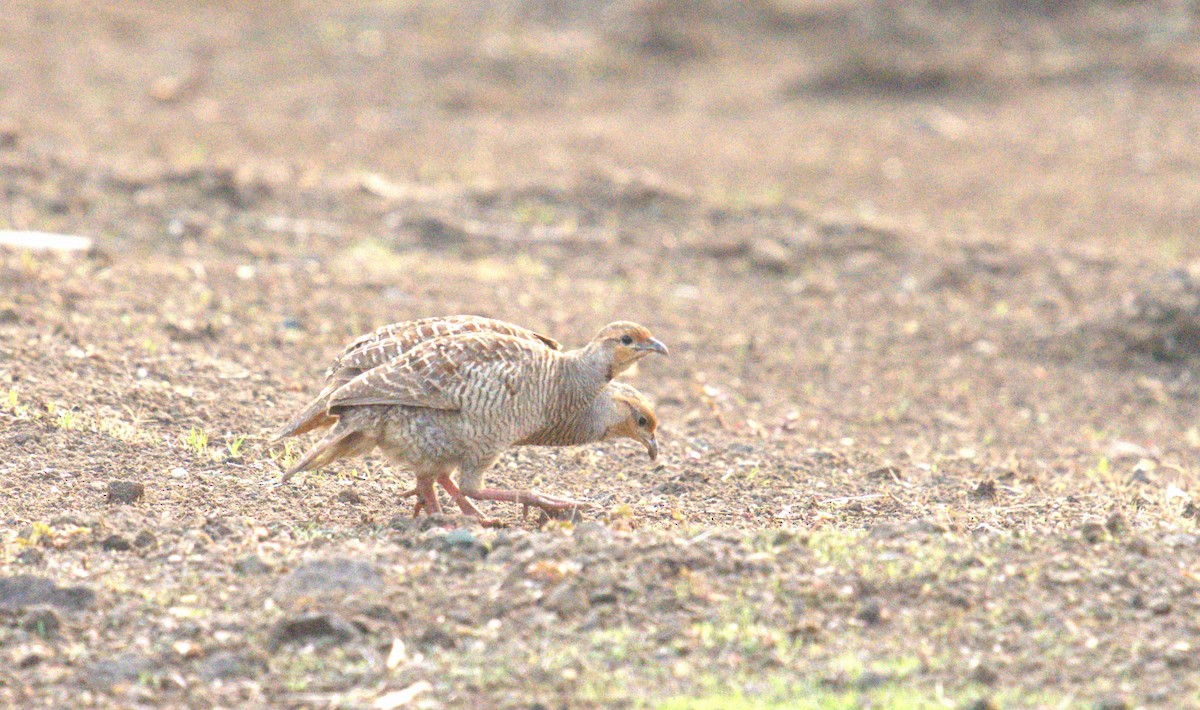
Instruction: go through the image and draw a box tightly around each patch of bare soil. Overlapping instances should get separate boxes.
[4,1,1200,707]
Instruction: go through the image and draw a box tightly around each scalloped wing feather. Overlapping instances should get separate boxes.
[272,316,559,440]
[326,332,549,412]
[324,315,559,387]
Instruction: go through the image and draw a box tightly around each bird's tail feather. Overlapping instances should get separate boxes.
[281,425,373,482]
[271,383,343,443]
[271,401,336,443]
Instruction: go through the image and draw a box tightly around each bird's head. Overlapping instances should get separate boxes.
[601,382,659,461]
[590,321,668,378]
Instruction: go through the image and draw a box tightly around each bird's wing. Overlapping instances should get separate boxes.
[323,315,560,388]
[327,332,548,412]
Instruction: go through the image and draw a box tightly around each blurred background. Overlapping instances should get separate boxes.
[4,0,1199,257]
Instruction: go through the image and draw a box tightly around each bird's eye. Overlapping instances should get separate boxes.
[620,335,633,345]
[637,415,648,427]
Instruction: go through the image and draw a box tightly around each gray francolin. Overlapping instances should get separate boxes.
[409,380,659,518]
[276,319,667,523]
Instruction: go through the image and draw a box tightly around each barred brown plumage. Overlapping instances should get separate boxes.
[272,315,561,441]
[275,317,667,523]
[409,381,659,518]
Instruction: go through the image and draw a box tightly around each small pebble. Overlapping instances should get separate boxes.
[101,535,132,552]
[106,481,144,505]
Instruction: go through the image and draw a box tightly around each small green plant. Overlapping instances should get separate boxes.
[226,435,246,459]
[57,409,78,430]
[16,521,51,548]
[5,388,29,417]
[184,427,209,456]
[270,440,300,471]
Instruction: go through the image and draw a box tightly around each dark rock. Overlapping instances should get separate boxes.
[588,588,620,605]
[202,517,234,541]
[434,528,487,557]
[857,670,891,689]
[21,608,60,637]
[133,531,156,548]
[0,575,95,611]
[1118,269,1200,362]
[409,215,469,248]
[542,583,588,617]
[971,479,997,500]
[163,318,222,342]
[16,548,43,565]
[233,555,271,575]
[748,237,794,273]
[362,603,400,623]
[0,122,17,149]
[1079,522,1106,544]
[50,515,89,528]
[272,558,383,604]
[198,650,266,680]
[83,653,155,690]
[867,465,902,481]
[1126,537,1152,556]
[106,481,144,504]
[855,599,884,625]
[416,625,457,650]
[101,534,133,552]
[969,661,999,685]
[270,614,359,650]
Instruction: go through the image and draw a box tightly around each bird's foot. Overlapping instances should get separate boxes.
[469,487,593,518]
[435,474,503,525]
[400,479,442,516]
[526,489,594,512]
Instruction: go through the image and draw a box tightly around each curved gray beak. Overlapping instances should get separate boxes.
[636,338,669,356]
[644,434,658,461]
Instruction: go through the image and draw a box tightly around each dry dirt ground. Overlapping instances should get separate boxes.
[4,1,1200,708]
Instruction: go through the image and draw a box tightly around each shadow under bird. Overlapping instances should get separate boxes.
[273,316,667,524]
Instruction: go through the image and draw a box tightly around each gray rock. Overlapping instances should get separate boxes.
[198,650,267,680]
[233,555,271,575]
[83,654,155,690]
[0,575,95,611]
[269,614,360,650]
[272,558,383,604]
[20,608,60,637]
[106,481,144,504]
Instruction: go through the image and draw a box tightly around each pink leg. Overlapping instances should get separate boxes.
[463,487,592,515]
[399,485,422,516]
[436,474,503,527]
[400,478,441,516]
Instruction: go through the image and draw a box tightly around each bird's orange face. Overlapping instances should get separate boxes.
[593,322,669,377]
[605,385,659,460]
